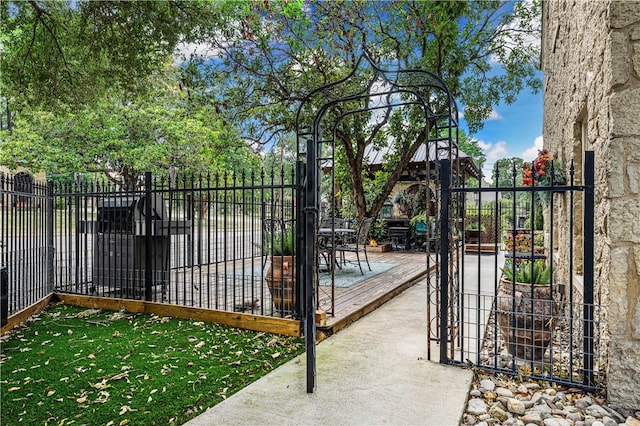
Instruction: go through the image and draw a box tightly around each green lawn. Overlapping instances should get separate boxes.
[1,304,304,425]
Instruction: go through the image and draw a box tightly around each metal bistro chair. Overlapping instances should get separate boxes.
[318,217,345,271]
[334,217,374,275]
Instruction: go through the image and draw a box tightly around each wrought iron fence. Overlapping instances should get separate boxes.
[434,151,605,391]
[0,172,52,325]
[0,168,298,323]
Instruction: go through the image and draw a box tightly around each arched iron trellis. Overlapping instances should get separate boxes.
[294,49,465,393]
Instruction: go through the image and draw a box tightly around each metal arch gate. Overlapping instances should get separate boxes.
[294,49,463,393]
[435,151,599,391]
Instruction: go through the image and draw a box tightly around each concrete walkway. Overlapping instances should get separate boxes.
[185,279,473,426]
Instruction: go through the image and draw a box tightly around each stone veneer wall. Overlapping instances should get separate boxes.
[542,0,640,409]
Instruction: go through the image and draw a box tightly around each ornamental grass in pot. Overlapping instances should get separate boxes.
[263,225,296,313]
[497,259,558,360]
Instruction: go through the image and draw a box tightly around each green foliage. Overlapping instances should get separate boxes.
[1,0,542,223]
[0,304,304,425]
[263,225,296,256]
[0,1,219,108]
[458,130,487,174]
[0,69,258,187]
[493,157,525,193]
[369,218,388,243]
[465,220,485,232]
[409,211,429,228]
[501,259,551,285]
[184,0,542,220]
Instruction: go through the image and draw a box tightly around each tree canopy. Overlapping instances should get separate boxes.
[0,1,257,184]
[187,0,541,218]
[1,0,542,216]
[0,66,257,188]
[0,0,216,108]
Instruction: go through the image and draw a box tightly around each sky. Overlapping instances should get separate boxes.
[460,73,544,182]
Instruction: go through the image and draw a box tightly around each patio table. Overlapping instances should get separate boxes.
[318,228,356,270]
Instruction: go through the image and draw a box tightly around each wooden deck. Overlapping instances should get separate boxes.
[315,250,433,340]
[3,250,434,340]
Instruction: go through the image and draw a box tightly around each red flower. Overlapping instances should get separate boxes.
[522,149,564,187]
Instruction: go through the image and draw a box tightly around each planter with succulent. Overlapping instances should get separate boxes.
[263,225,296,313]
[496,259,558,360]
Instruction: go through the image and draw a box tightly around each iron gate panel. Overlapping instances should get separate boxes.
[435,151,602,390]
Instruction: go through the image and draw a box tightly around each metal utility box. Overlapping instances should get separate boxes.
[92,194,182,298]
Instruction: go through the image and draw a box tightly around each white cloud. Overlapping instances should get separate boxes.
[520,135,543,160]
[475,139,508,181]
[488,109,503,120]
[479,140,508,162]
[174,42,222,64]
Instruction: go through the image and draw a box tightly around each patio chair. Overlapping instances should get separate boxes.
[333,217,374,275]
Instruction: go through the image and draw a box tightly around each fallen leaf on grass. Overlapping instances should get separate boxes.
[91,379,110,390]
[119,405,137,415]
[266,338,278,347]
[76,395,88,403]
[217,387,228,399]
[110,372,129,382]
[94,390,110,403]
[76,309,101,318]
[271,352,281,359]
[8,387,20,392]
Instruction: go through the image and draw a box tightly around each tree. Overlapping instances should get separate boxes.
[492,157,525,198]
[0,1,217,109]
[0,68,258,188]
[187,0,542,219]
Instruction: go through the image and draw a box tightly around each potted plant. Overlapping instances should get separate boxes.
[496,259,557,360]
[502,232,545,254]
[368,218,391,252]
[263,223,296,313]
[410,211,429,236]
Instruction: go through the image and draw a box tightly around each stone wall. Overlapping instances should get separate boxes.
[542,0,640,409]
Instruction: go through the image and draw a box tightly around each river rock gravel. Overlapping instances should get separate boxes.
[463,372,640,426]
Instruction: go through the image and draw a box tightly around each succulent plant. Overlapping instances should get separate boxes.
[501,259,551,285]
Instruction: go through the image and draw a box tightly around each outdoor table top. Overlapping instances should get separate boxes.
[319,228,356,235]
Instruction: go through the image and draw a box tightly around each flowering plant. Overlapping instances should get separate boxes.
[522,149,566,187]
[502,232,544,253]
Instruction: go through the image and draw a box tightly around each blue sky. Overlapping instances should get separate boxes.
[460,74,544,181]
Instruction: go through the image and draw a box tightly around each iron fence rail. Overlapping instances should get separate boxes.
[0,169,298,321]
[0,174,52,323]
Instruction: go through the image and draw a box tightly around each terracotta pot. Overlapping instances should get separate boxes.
[496,278,557,360]
[265,255,296,312]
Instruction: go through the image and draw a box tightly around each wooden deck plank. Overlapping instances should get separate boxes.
[316,251,433,338]
[4,250,431,342]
